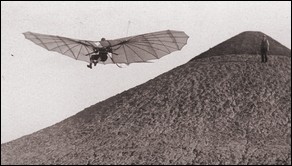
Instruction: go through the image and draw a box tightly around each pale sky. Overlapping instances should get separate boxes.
[1,1,291,143]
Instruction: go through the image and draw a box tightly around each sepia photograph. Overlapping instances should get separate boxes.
[1,1,291,165]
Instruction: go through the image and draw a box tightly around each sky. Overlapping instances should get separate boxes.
[1,1,291,143]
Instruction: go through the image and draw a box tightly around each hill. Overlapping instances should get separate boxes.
[1,31,291,165]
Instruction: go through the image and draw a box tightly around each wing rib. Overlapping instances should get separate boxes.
[129,43,169,54]
[57,36,77,59]
[30,32,50,50]
[124,44,146,62]
[167,30,179,50]
[127,43,162,59]
[122,44,129,64]
[150,33,170,53]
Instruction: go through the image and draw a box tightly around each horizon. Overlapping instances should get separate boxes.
[1,1,291,143]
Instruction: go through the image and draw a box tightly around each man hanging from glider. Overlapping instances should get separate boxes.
[86,38,113,69]
[23,30,189,68]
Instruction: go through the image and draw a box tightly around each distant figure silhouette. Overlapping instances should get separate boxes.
[261,35,270,63]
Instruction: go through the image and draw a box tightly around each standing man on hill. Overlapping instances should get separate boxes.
[261,35,270,63]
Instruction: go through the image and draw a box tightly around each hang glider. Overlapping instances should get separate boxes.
[23,30,189,66]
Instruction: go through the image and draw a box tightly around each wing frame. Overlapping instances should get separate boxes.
[99,30,189,65]
[23,31,99,63]
[23,30,189,66]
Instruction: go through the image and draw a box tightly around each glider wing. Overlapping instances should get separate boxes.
[23,32,98,63]
[99,30,189,64]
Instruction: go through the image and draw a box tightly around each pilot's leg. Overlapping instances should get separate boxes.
[87,57,93,69]
[93,56,101,66]
[87,63,92,69]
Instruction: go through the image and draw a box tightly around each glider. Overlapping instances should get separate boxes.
[23,30,189,66]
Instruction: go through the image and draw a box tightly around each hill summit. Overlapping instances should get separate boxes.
[191,31,291,60]
[1,31,291,165]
